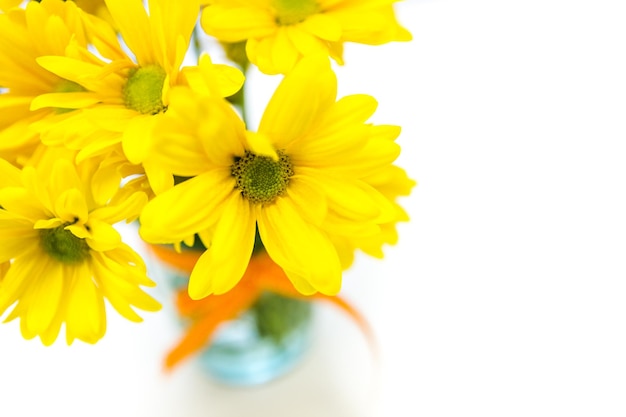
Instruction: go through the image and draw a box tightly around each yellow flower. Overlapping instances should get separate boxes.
[0,0,101,165]
[200,0,412,74]
[139,57,408,299]
[0,153,160,345]
[33,0,243,193]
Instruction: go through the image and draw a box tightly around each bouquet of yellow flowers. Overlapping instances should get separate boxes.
[0,0,414,381]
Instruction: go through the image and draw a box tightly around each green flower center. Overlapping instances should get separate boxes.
[231,150,294,205]
[273,0,320,25]
[40,226,90,264]
[53,79,86,114]
[123,65,167,115]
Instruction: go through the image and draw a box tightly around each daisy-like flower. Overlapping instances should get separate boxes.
[139,56,408,299]
[200,0,412,74]
[0,0,102,165]
[0,151,160,345]
[33,0,243,193]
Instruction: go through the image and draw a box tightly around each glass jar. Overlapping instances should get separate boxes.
[147,243,314,386]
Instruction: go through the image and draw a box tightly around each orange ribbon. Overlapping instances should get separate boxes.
[147,244,377,370]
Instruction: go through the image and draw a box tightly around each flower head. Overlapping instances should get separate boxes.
[0,152,160,345]
[201,0,412,74]
[29,0,244,194]
[139,56,411,299]
[0,0,100,165]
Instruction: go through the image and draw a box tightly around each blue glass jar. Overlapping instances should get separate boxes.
[147,243,314,386]
[197,292,312,386]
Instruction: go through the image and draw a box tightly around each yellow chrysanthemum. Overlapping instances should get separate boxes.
[0,153,160,345]
[0,0,102,165]
[139,57,410,299]
[200,0,412,74]
[32,0,243,193]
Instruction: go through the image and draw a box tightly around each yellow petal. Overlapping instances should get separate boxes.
[182,54,245,98]
[24,259,64,335]
[271,26,299,74]
[316,94,378,133]
[201,5,276,42]
[300,13,341,41]
[49,159,83,201]
[100,244,154,287]
[286,25,328,56]
[90,191,148,224]
[282,269,317,295]
[0,248,39,313]
[139,169,233,243]
[285,176,327,226]
[0,222,39,263]
[86,218,121,252]
[295,167,386,221]
[0,187,47,220]
[30,92,101,111]
[121,115,158,165]
[54,188,89,224]
[104,0,156,65]
[259,198,342,295]
[64,262,106,344]
[188,194,256,298]
[147,0,198,71]
[90,160,125,206]
[0,158,23,188]
[211,63,246,98]
[143,159,174,195]
[92,251,160,321]
[244,131,277,160]
[258,55,336,148]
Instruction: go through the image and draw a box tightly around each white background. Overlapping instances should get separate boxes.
[2,0,626,415]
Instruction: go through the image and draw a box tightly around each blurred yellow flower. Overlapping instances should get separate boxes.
[139,57,408,299]
[0,0,101,165]
[0,153,160,345]
[33,0,243,193]
[201,0,412,74]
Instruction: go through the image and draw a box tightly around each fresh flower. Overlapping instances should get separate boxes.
[31,0,243,193]
[0,151,160,345]
[0,0,414,351]
[0,0,101,165]
[200,0,412,74]
[139,56,407,299]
